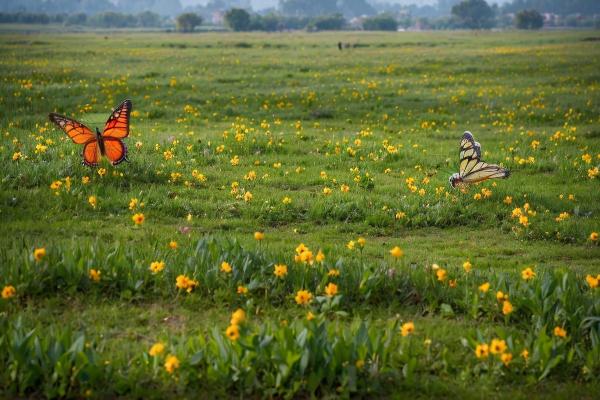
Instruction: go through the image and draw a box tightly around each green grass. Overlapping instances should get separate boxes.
[0,29,599,398]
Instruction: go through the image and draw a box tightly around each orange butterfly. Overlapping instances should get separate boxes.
[49,99,132,166]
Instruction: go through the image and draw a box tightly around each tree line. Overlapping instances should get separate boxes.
[0,11,164,28]
[2,0,600,31]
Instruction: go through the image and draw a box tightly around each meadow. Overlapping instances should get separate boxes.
[0,28,599,398]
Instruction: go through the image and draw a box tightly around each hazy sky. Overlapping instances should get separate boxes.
[181,0,512,10]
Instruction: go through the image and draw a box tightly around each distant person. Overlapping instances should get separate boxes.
[338,41,342,51]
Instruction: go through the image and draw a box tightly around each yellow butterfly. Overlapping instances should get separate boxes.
[449,131,509,190]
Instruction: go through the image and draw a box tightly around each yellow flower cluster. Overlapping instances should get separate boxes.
[150,261,165,274]
[294,243,314,265]
[226,309,246,341]
[175,274,198,293]
[475,338,513,366]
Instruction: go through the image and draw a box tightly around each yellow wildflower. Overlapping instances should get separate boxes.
[490,339,507,355]
[553,326,567,338]
[463,261,472,273]
[436,268,447,282]
[502,300,513,315]
[274,264,288,278]
[254,231,265,241]
[324,282,338,297]
[401,321,415,337]
[328,268,340,277]
[389,246,403,258]
[33,247,46,262]
[88,195,97,209]
[220,261,232,274]
[226,324,240,341]
[475,344,489,358]
[519,215,529,227]
[88,269,101,282]
[295,289,313,305]
[149,343,165,356]
[521,267,536,280]
[501,352,513,367]
[230,308,246,325]
[132,213,145,225]
[164,355,180,373]
[129,198,139,210]
[175,274,198,293]
[585,274,599,289]
[2,285,16,299]
[150,261,165,274]
[479,282,490,293]
[316,249,325,263]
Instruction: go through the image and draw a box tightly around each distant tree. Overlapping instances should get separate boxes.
[88,12,137,28]
[137,11,162,27]
[257,13,282,31]
[451,0,495,29]
[515,9,544,29]
[362,14,398,31]
[176,12,202,32]
[502,0,600,16]
[64,13,87,26]
[224,8,251,31]
[309,13,345,31]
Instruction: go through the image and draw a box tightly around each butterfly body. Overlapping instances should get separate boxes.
[449,131,509,189]
[49,99,131,167]
[95,127,106,156]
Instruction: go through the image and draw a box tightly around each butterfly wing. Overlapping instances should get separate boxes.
[83,141,100,167]
[459,131,481,175]
[103,138,127,165]
[48,113,96,144]
[461,162,510,184]
[102,99,132,139]
[459,131,509,184]
[474,141,482,158]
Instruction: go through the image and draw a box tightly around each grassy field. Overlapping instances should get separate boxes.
[1,29,599,398]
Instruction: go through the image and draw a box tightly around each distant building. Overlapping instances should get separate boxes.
[543,13,559,26]
[212,10,224,25]
[349,16,366,30]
